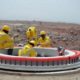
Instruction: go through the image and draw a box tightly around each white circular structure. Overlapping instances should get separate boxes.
[0,47,80,72]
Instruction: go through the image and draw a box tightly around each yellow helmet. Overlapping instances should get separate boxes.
[29,40,36,46]
[40,31,46,35]
[28,26,36,31]
[2,25,10,31]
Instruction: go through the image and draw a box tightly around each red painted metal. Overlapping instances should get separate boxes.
[0,50,80,62]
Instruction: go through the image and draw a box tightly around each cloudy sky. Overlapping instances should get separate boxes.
[0,0,80,24]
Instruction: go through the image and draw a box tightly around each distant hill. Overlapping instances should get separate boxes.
[0,20,80,27]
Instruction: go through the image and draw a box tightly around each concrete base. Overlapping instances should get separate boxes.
[0,68,80,80]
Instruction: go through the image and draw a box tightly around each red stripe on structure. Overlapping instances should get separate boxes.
[0,50,80,62]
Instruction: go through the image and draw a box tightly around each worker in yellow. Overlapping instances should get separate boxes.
[0,25,14,55]
[38,31,51,47]
[26,26,37,42]
[18,40,37,57]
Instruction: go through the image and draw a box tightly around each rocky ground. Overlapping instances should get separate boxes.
[0,20,80,50]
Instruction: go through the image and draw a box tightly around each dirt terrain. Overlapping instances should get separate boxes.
[0,20,80,80]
